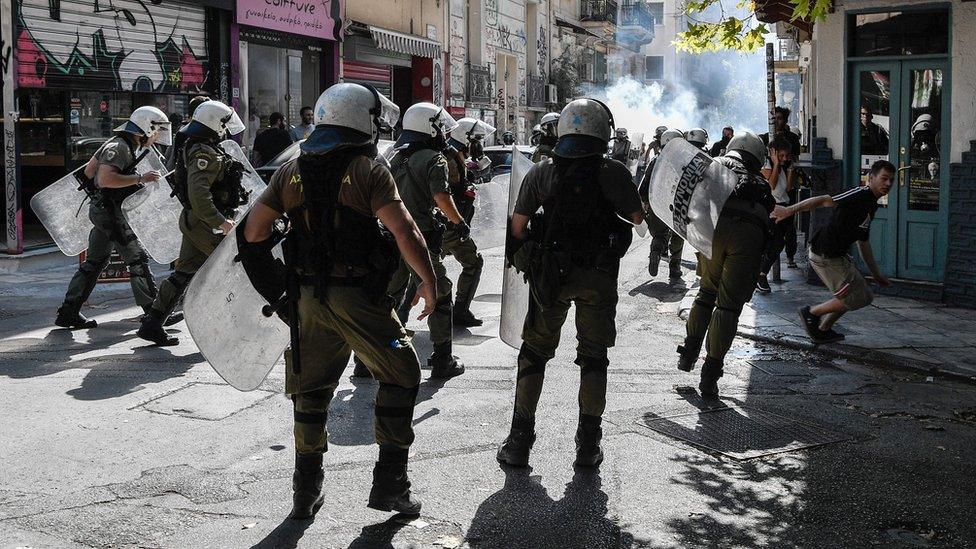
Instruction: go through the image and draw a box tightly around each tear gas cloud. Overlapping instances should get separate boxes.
[591,51,768,148]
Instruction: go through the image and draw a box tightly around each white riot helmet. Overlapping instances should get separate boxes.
[304,83,400,154]
[554,98,614,158]
[654,125,668,139]
[686,128,708,148]
[540,112,560,137]
[660,129,684,147]
[115,105,172,146]
[726,131,767,170]
[394,102,459,148]
[450,117,496,145]
[184,101,245,140]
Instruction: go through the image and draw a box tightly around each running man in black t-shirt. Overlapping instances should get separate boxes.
[770,160,895,343]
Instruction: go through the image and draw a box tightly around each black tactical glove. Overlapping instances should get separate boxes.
[234,217,287,307]
[450,219,471,240]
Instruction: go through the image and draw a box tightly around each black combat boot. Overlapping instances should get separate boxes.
[452,308,483,328]
[699,357,724,398]
[55,303,97,329]
[496,414,536,467]
[676,341,701,372]
[647,249,661,277]
[669,256,683,281]
[141,306,184,327]
[574,414,604,467]
[428,343,465,379]
[137,309,179,346]
[289,452,325,520]
[367,445,422,515]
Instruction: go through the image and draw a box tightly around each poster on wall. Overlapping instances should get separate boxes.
[236,0,344,42]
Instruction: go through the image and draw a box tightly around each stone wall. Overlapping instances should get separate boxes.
[945,140,976,307]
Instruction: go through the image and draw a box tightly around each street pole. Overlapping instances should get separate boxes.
[1,0,21,254]
[766,41,781,283]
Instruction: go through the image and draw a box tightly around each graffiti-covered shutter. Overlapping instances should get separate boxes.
[17,0,210,93]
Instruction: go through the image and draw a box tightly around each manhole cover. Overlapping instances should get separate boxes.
[637,405,850,460]
[748,360,816,377]
[135,382,274,420]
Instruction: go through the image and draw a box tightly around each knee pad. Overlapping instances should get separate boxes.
[517,346,547,380]
[576,355,609,375]
[375,383,419,418]
[126,255,152,278]
[169,271,193,292]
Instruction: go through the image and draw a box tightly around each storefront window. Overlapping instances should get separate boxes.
[849,10,948,57]
[858,70,891,207]
[907,68,942,212]
[68,92,132,168]
[245,42,321,132]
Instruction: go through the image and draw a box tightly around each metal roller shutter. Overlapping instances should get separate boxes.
[18,0,209,92]
[342,60,392,99]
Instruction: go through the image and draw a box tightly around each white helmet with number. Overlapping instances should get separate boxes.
[394,102,459,148]
[660,128,684,147]
[726,131,767,169]
[304,83,400,153]
[540,112,560,137]
[554,98,614,158]
[184,100,245,140]
[686,128,708,148]
[115,105,172,146]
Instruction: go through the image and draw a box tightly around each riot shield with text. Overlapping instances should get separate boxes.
[499,149,535,349]
[648,138,737,259]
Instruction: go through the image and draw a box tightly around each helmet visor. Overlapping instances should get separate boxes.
[432,109,459,136]
[153,123,173,146]
[376,93,401,134]
[222,111,246,136]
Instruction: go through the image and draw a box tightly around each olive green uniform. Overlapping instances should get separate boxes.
[149,141,233,318]
[258,157,422,454]
[682,156,774,375]
[61,136,157,312]
[638,156,684,274]
[442,150,483,315]
[511,159,642,421]
[387,149,455,347]
[531,143,554,163]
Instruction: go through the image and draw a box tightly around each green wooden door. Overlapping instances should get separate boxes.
[848,60,948,282]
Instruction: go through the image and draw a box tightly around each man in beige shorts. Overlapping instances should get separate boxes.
[771,160,895,343]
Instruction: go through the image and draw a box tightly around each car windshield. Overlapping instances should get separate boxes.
[485,150,514,168]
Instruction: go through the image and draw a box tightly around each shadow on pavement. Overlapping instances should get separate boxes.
[465,466,636,548]
[346,516,409,548]
[250,516,314,549]
[628,280,686,302]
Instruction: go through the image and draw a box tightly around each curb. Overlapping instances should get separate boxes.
[677,291,976,386]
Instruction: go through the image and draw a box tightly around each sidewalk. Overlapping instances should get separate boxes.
[679,257,976,382]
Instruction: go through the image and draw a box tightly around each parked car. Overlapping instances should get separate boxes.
[482,145,534,179]
[255,139,395,184]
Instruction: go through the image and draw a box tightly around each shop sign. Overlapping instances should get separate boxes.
[237,0,344,42]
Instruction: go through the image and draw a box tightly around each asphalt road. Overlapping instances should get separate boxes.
[1,237,974,548]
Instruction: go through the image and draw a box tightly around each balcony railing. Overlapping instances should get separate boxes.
[580,0,618,25]
[619,2,653,28]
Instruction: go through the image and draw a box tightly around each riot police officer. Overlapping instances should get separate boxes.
[443,117,496,327]
[55,106,169,329]
[531,112,559,162]
[386,103,467,378]
[497,99,645,468]
[138,101,248,345]
[610,127,631,163]
[530,124,542,147]
[240,83,434,519]
[686,128,709,152]
[639,128,686,280]
[677,132,775,397]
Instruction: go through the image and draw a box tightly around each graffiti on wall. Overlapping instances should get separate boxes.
[537,25,548,82]
[449,0,466,101]
[485,0,498,27]
[17,1,210,92]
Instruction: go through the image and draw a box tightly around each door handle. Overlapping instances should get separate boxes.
[898,163,910,187]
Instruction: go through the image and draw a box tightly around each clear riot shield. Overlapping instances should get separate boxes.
[29,169,95,256]
[499,148,536,349]
[120,149,181,264]
[219,139,269,213]
[469,173,510,250]
[648,138,737,259]
[183,229,289,391]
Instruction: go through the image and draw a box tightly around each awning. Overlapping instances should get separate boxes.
[555,16,599,38]
[369,25,442,59]
[754,0,825,34]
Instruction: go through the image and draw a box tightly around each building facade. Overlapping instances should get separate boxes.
[774,0,976,305]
